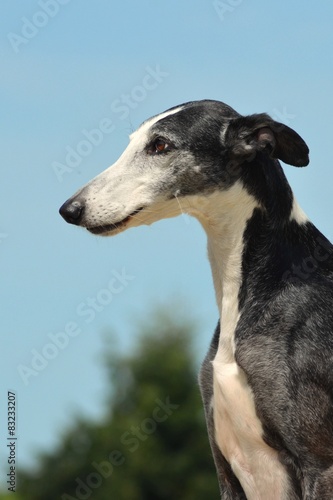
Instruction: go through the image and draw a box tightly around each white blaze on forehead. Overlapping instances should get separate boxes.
[129,105,184,143]
[110,104,185,176]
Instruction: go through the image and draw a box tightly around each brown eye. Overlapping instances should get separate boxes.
[155,138,166,152]
[147,137,171,155]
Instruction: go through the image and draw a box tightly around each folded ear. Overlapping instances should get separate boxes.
[223,113,309,167]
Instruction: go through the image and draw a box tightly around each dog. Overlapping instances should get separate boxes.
[60,100,333,499]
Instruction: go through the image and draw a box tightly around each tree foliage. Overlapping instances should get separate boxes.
[8,309,219,499]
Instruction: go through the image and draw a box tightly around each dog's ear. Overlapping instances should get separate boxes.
[223,113,309,167]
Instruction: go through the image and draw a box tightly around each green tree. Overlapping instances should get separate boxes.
[16,309,219,499]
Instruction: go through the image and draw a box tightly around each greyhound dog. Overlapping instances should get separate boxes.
[60,100,333,499]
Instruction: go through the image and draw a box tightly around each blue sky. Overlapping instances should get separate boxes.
[1,0,333,484]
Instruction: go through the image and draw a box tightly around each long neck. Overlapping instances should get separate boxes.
[203,183,259,316]
[187,160,324,362]
[188,182,261,362]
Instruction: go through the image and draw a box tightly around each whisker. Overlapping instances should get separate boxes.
[130,215,147,224]
[174,191,191,225]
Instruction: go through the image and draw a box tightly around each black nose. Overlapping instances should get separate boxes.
[59,199,85,225]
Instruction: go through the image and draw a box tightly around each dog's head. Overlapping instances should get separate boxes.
[59,100,309,236]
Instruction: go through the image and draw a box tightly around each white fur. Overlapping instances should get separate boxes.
[290,197,309,224]
[213,361,290,499]
[78,106,184,232]
[192,182,290,499]
[129,106,184,142]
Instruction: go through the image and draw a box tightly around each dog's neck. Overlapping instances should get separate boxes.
[187,173,308,362]
[188,182,260,362]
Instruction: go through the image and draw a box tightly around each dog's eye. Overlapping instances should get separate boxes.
[147,137,171,155]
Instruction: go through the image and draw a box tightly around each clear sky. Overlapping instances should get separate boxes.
[1,0,333,484]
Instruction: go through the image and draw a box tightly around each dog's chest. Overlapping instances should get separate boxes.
[212,359,290,499]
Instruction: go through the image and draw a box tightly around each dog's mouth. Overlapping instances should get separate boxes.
[86,207,144,235]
